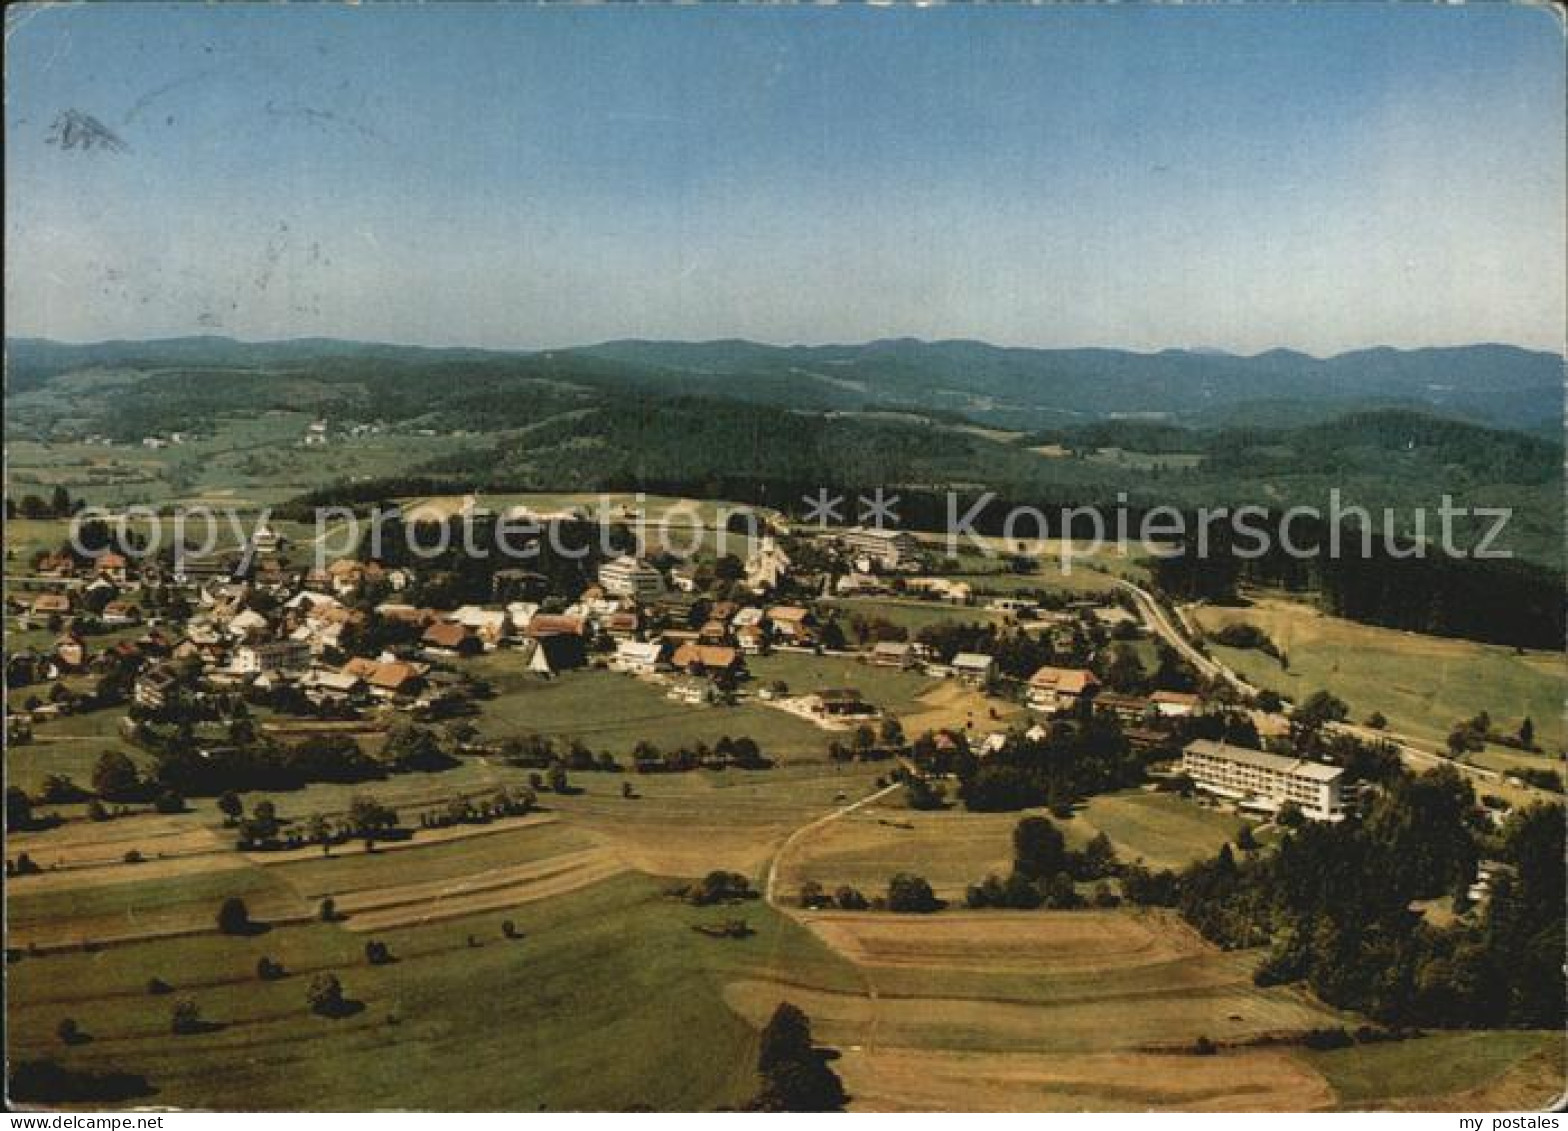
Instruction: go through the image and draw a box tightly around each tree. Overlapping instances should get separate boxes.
[56,1018,83,1046]
[886,872,940,913]
[1365,711,1388,730]
[170,998,203,1035]
[1012,816,1068,881]
[1276,801,1306,829]
[91,751,142,802]
[6,786,32,831]
[216,791,243,825]
[1236,823,1259,852]
[757,1002,813,1075]
[834,885,868,911]
[1290,690,1349,747]
[798,880,827,909]
[546,765,570,794]
[257,957,286,981]
[1105,644,1147,693]
[216,897,251,936]
[750,1002,846,1112]
[1078,831,1118,879]
[306,973,346,1017]
[346,795,397,838]
[318,897,338,923]
[381,722,452,772]
[903,777,946,811]
[1517,717,1536,749]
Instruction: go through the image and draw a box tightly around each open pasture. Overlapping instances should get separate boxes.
[468,659,834,762]
[1068,790,1244,872]
[773,804,1019,901]
[1192,596,1566,752]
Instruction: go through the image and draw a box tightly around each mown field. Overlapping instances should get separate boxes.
[1192,597,1567,754]
[1068,789,1254,872]
[467,659,835,763]
[8,747,1562,1111]
[821,596,1006,636]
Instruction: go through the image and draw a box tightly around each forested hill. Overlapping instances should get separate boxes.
[6,334,1562,433]
[576,338,1562,433]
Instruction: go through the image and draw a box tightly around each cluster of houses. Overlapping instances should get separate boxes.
[9,518,1215,757]
[7,531,841,728]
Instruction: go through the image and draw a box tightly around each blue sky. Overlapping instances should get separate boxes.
[6,3,1563,354]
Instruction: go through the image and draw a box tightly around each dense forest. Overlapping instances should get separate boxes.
[1170,780,1563,1031]
[10,337,1564,644]
[1151,516,1564,650]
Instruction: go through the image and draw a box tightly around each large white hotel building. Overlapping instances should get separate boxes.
[1181,739,1346,821]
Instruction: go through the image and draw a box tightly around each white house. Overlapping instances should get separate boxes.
[950,652,996,685]
[613,640,666,675]
[233,639,312,676]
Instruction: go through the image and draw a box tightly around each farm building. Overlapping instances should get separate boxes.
[1026,665,1100,711]
[805,688,875,718]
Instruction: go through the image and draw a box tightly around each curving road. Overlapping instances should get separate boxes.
[1115,579,1509,787]
[763,781,903,907]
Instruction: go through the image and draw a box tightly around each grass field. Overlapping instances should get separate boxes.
[1304,1030,1564,1110]
[822,596,1005,635]
[7,416,475,511]
[727,907,1349,1110]
[8,748,1562,1110]
[466,659,834,762]
[1069,790,1245,872]
[776,804,1021,902]
[1192,597,1566,753]
[6,872,859,1110]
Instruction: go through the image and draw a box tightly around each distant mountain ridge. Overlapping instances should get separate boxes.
[6,334,1561,432]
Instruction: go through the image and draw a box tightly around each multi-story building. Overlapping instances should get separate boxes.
[1181,739,1346,821]
[838,526,922,571]
[233,639,313,676]
[598,556,666,600]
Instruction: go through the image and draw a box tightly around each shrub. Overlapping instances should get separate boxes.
[1302,1026,1354,1051]
[257,957,286,981]
[365,940,394,965]
[886,872,940,914]
[1193,1035,1217,1056]
[216,897,251,935]
[501,919,520,940]
[306,973,346,1017]
[56,1018,83,1045]
[834,885,869,911]
[146,977,173,996]
[318,897,338,923]
[170,998,203,1035]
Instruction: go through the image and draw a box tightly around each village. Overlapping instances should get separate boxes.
[4,498,1357,827]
